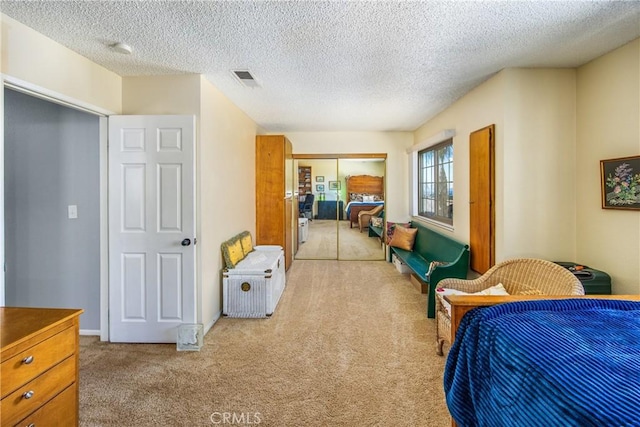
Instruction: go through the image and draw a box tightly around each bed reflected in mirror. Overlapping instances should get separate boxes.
[338,159,386,261]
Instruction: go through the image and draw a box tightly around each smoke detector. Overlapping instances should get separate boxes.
[110,42,132,54]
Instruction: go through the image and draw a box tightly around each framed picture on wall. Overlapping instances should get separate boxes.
[600,155,640,210]
[316,176,324,182]
[316,184,325,192]
[329,181,341,191]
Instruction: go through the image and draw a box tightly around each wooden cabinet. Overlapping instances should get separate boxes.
[298,166,312,196]
[1,307,83,427]
[256,135,295,270]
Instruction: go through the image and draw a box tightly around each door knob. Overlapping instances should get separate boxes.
[181,238,191,246]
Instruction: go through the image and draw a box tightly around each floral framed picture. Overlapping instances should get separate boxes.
[600,155,640,210]
[316,184,325,192]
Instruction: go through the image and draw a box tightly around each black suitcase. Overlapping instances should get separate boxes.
[554,261,612,295]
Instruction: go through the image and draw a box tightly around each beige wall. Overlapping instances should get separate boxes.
[199,76,257,328]
[576,39,640,294]
[413,69,577,262]
[414,42,640,293]
[414,71,506,251]
[286,132,413,223]
[502,69,577,260]
[1,15,122,113]
[122,75,201,116]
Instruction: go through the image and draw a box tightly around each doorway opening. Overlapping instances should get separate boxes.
[4,87,103,333]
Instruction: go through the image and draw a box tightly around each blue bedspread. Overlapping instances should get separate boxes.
[444,299,640,427]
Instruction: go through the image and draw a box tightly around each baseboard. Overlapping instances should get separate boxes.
[81,315,222,340]
[204,311,222,336]
[410,274,428,294]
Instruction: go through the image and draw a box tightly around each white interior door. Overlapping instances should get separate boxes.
[108,115,195,343]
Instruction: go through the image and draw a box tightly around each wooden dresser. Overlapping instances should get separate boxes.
[1,307,83,426]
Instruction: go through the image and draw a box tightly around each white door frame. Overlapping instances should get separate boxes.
[1,75,114,340]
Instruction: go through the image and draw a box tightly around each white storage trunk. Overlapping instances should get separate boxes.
[223,245,286,318]
[392,254,412,274]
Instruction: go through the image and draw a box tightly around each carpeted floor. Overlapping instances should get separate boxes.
[79,260,450,426]
[295,220,385,261]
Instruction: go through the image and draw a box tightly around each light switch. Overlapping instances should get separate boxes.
[68,205,78,219]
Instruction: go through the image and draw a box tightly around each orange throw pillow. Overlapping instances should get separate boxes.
[389,226,417,251]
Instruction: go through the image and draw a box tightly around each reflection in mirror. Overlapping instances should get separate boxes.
[294,159,338,260]
[338,158,386,261]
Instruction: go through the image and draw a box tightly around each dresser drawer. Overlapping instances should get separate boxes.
[1,326,76,398]
[13,383,77,427]
[1,356,75,426]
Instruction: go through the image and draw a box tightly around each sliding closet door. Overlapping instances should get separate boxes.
[338,159,386,261]
[294,159,338,260]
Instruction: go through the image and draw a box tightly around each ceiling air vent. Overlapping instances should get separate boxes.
[232,70,260,88]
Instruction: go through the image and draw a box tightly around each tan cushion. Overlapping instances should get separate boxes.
[389,226,417,251]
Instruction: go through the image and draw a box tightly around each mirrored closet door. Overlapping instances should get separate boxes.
[294,155,386,261]
[338,158,386,261]
[294,158,338,260]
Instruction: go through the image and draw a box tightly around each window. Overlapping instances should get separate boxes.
[418,140,453,225]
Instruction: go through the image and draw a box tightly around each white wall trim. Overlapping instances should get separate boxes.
[408,129,457,228]
[2,75,116,117]
[0,86,4,306]
[406,129,456,153]
[99,117,109,341]
[411,215,455,233]
[80,329,101,336]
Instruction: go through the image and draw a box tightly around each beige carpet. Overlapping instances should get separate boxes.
[79,260,450,426]
[296,220,385,261]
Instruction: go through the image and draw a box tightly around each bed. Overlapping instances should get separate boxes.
[444,295,640,427]
[344,175,384,228]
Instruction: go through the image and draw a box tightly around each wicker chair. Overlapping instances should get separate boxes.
[357,205,384,232]
[435,258,584,356]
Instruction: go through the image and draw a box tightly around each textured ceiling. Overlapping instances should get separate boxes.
[1,1,639,132]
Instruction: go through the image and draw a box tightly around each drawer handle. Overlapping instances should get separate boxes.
[27,424,35,427]
[22,355,34,365]
[22,390,34,399]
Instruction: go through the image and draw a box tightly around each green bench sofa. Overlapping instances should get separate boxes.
[389,221,469,318]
